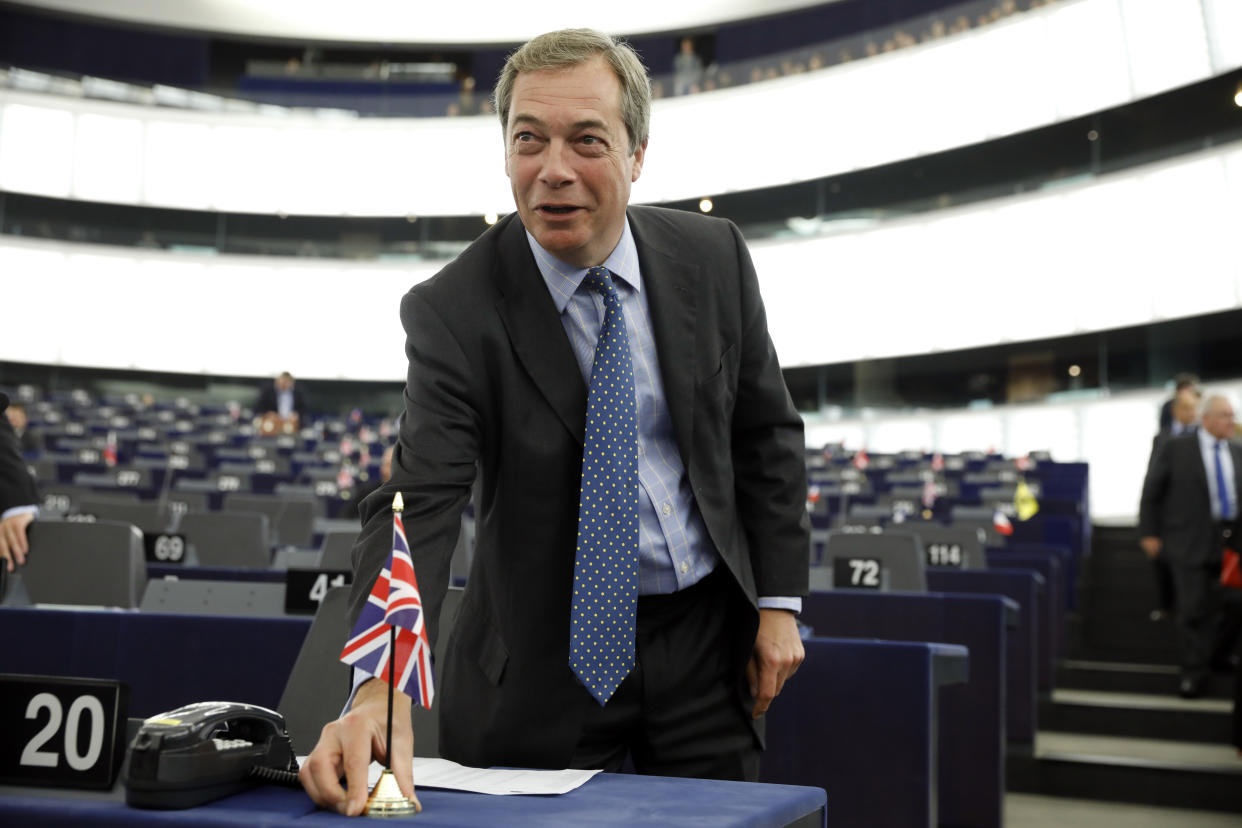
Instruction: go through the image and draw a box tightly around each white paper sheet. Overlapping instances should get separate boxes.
[297,755,600,796]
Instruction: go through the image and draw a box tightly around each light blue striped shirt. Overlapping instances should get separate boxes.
[527,220,799,612]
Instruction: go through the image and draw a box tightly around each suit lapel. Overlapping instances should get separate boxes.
[1186,435,1210,496]
[492,217,588,444]
[629,208,700,466]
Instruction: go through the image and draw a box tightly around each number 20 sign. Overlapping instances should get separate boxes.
[0,675,129,789]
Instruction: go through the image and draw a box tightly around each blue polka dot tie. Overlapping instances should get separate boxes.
[570,266,639,705]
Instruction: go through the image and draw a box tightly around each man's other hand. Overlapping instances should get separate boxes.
[298,678,419,816]
[0,511,34,572]
[746,608,805,719]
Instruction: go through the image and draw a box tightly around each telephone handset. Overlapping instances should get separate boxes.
[124,701,300,809]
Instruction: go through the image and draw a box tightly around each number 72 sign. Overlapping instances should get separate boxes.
[831,556,884,590]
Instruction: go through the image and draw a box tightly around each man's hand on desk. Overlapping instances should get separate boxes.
[747,608,805,719]
[299,678,419,816]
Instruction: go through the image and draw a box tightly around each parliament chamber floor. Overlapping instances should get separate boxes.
[3,386,1240,825]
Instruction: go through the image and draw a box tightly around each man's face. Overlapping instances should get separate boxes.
[276,375,293,392]
[5,406,26,431]
[1173,395,1198,427]
[504,56,645,269]
[1203,402,1236,440]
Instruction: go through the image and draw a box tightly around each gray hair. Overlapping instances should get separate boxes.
[493,28,651,154]
[1201,394,1233,418]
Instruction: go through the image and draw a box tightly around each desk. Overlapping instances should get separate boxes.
[0,772,825,827]
[1,607,311,718]
[803,591,1013,828]
[763,638,966,828]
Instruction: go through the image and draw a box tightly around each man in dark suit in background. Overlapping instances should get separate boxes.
[1144,388,1201,620]
[255,371,308,423]
[4,402,41,454]
[0,392,40,572]
[1140,395,1242,697]
[1158,372,1200,432]
[301,28,808,816]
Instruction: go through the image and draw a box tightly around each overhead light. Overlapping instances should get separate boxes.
[1068,364,1082,377]
[699,198,713,213]
[1235,83,1242,108]
[483,212,498,225]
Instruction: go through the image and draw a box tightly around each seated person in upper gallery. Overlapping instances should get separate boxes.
[255,371,309,434]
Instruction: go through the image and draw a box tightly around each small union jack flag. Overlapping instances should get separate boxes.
[339,505,434,708]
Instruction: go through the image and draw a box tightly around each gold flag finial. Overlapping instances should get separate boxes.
[393,492,404,513]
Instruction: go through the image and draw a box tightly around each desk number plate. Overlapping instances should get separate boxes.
[0,674,129,790]
[285,569,352,614]
[832,557,882,589]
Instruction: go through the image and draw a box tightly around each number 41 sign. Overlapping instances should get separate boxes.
[0,674,129,789]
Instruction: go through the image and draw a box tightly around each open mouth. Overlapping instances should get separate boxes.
[539,205,580,215]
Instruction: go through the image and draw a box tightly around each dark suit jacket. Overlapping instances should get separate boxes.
[1158,397,1174,432]
[1146,426,1195,471]
[255,383,308,420]
[1140,432,1242,567]
[347,206,810,770]
[0,393,40,513]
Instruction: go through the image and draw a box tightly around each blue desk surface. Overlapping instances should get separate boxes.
[0,772,826,828]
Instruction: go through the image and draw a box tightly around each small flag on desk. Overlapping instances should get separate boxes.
[993,508,1014,537]
[852,449,870,471]
[339,492,435,708]
[1014,479,1040,521]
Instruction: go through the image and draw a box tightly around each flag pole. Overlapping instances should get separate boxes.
[363,490,416,818]
[385,491,403,771]
[386,625,395,770]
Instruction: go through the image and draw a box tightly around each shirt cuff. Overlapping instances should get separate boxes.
[1,504,39,522]
[758,596,801,614]
[342,668,374,717]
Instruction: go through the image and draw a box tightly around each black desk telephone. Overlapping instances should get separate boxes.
[124,701,300,809]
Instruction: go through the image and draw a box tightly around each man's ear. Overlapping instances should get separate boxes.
[631,139,647,182]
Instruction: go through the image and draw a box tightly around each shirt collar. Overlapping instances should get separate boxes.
[525,218,642,314]
[1198,427,1222,450]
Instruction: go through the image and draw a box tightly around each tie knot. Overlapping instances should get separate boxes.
[582,267,616,297]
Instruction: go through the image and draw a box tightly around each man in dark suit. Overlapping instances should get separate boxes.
[4,402,41,454]
[0,392,40,572]
[1144,388,1201,620]
[255,372,308,422]
[1157,372,1200,432]
[301,29,808,816]
[1140,395,1242,697]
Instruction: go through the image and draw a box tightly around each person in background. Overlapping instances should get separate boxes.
[1145,388,1202,620]
[1159,373,1201,432]
[255,371,308,424]
[0,392,40,572]
[340,445,394,520]
[1140,395,1242,698]
[4,402,40,453]
[672,36,704,95]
